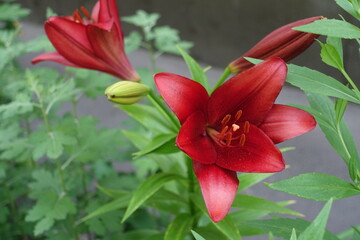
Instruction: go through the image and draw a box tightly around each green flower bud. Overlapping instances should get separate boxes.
[105,81,150,105]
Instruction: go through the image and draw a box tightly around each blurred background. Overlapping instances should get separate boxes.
[13,0,360,238]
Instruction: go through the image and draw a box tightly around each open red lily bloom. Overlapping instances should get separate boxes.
[32,0,140,81]
[229,16,322,73]
[155,58,316,222]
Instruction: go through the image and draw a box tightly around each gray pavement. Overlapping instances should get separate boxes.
[19,22,360,239]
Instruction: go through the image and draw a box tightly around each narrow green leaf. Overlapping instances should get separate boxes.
[177,45,210,91]
[122,173,181,222]
[293,19,360,39]
[337,225,360,239]
[353,226,360,240]
[246,218,339,240]
[269,232,275,240]
[191,194,241,239]
[237,172,275,192]
[266,173,360,201]
[298,199,333,240]
[233,194,303,217]
[292,93,360,166]
[286,64,360,104]
[133,133,177,159]
[326,37,343,62]
[320,43,344,69]
[119,104,173,133]
[335,0,360,20]
[290,228,298,240]
[164,213,194,240]
[191,230,207,240]
[213,216,242,240]
[80,194,131,223]
[96,185,129,198]
[334,98,348,125]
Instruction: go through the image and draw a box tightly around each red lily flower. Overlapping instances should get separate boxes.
[32,0,140,81]
[155,58,316,222]
[229,16,323,73]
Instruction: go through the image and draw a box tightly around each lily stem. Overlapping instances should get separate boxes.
[185,155,198,236]
[147,90,180,131]
[211,67,232,93]
[340,68,360,97]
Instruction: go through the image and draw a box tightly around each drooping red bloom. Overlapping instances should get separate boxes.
[229,16,323,73]
[155,58,316,222]
[32,0,140,81]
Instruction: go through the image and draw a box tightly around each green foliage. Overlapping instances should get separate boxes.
[191,230,207,240]
[266,173,360,201]
[294,19,360,39]
[298,199,333,240]
[0,3,30,21]
[164,213,194,240]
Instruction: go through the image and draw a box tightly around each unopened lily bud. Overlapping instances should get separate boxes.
[228,16,324,73]
[105,81,150,105]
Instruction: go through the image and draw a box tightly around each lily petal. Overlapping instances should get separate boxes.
[154,73,209,124]
[177,111,216,164]
[259,104,316,144]
[193,161,239,222]
[87,22,139,80]
[98,0,122,34]
[216,124,285,173]
[31,52,79,67]
[45,18,114,73]
[91,1,100,22]
[208,58,287,127]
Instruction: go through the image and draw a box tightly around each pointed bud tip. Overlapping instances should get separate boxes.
[104,81,150,105]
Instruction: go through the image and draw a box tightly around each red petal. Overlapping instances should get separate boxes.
[91,1,100,22]
[46,17,92,50]
[86,22,139,81]
[154,73,209,124]
[98,0,121,34]
[216,124,285,173]
[32,52,79,67]
[193,161,239,222]
[208,58,287,127]
[229,17,322,73]
[259,104,316,144]
[45,18,116,75]
[177,111,216,164]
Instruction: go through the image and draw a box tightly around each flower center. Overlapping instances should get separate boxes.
[207,110,250,147]
[72,6,92,24]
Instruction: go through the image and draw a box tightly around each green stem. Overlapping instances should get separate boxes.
[336,124,352,162]
[147,90,180,131]
[340,68,360,94]
[185,155,197,234]
[211,67,232,93]
[55,158,66,194]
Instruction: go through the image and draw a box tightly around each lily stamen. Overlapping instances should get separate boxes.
[80,6,91,19]
[73,10,84,23]
[244,121,250,134]
[239,134,246,147]
[221,114,231,125]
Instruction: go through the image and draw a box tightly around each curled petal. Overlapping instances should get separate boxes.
[209,58,287,127]
[177,111,216,164]
[259,104,316,144]
[216,124,285,173]
[193,161,239,222]
[229,16,322,73]
[87,22,139,80]
[91,1,100,22]
[154,73,209,124]
[31,52,79,67]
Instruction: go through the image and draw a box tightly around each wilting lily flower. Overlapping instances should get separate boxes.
[229,16,323,73]
[32,0,140,81]
[155,58,316,222]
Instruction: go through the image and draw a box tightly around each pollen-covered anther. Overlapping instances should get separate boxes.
[235,110,243,121]
[221,114,231,125]
[239,134,246,147]
[243,121,250,134]
[73,10,84,23]
[80,6,91,19]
